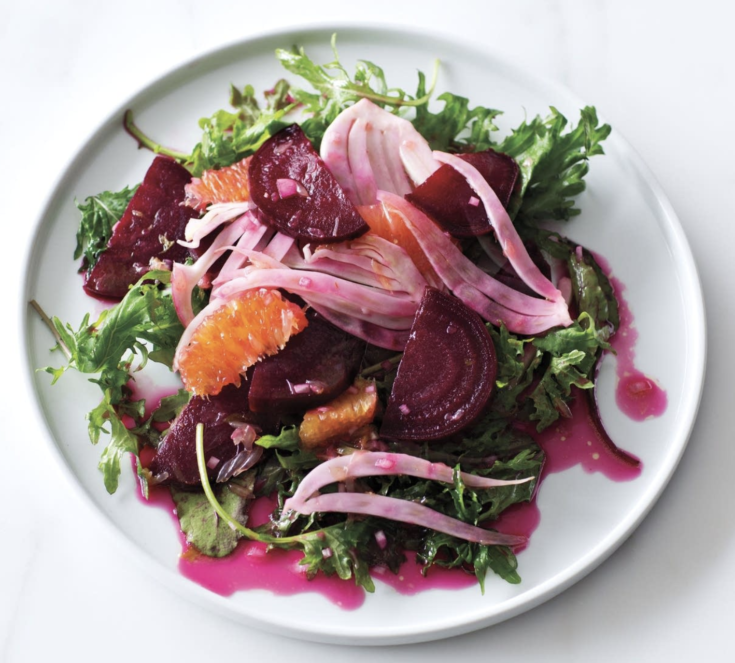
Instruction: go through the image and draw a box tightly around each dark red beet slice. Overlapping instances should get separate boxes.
[249,310,365,414]
[248,124,369,243]
[149,382,278,486]
[381,288,497,441]
[405,150,519,238]
[84,156,198,299]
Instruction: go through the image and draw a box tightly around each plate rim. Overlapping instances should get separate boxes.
[20,22,707,646]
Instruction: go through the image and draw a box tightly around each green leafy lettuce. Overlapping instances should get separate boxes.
[172,472,255,557]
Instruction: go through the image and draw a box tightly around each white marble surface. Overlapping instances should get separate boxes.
[3,0,733,660]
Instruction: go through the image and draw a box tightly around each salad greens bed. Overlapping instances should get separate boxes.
[42,36,615,593]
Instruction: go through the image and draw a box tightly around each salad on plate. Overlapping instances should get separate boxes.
[37,36,651,597]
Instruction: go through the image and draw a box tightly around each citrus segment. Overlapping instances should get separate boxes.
[184,157,252,212]
[177,288,308,396]
[358,202,442,289]
[299,378,378,449]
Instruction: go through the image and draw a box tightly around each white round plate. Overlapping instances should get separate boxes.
[22,25,705,645]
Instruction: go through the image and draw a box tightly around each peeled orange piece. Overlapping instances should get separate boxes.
[177,288,308,396]
[184,157,252,211]
[358,202,442,289]
[299,378,378,449]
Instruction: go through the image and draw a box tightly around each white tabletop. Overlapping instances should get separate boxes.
[4,0,732,660]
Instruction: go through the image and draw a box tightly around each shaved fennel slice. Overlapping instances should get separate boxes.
[321,98,437,205]
[262,232,296,261]
[171,211,263,326]
[180,201,254,249]
[287,492,525,547]
[399,137,441,185]
[286,451,533,507]
[294,235,428,299]
[215,267,417,330]
[283,452,531,547]
[378,192,572,333]
[433,151,564,303]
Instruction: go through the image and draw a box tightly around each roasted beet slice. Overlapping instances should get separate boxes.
[248,124,369,243]
[249,310,365,414]
[84,156,198,299]
[405,150,519,238]
[149,382,278,486]
[381,288,497,441]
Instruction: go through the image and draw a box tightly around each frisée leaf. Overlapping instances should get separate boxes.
[500,106,611,222]
[74,185,138,271]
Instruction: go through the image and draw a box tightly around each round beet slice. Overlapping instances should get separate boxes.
[248,124,369,243]
[405,149,519,238]
[381,288,497,441]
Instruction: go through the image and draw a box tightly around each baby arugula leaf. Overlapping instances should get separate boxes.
[74,185,138,272]
[44,270,184,492]
[48,270,183,380]
[298,520,376,592]
[419,533,520,592]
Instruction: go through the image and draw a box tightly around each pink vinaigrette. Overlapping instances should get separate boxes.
[132,256,666,607]
[597,254,668,423]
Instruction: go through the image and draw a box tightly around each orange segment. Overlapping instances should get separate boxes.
[299,378,378,449]
[184,157,252,211]
[357,202,442,289]
[178,288,308,396]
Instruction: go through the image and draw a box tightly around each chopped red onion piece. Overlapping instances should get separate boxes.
[398,403,411,415]
[375,530,387,549]
[374,456,395,470]
[207,456,220,469]
[276,177,309,199]
[468,196,480,207]
[231,423,257,447]
[307,380,327,395]
[273,139,293,155]
[321,547,333,559]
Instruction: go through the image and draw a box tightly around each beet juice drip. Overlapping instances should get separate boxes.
[606,272,668,421]
[136,480,478,606]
